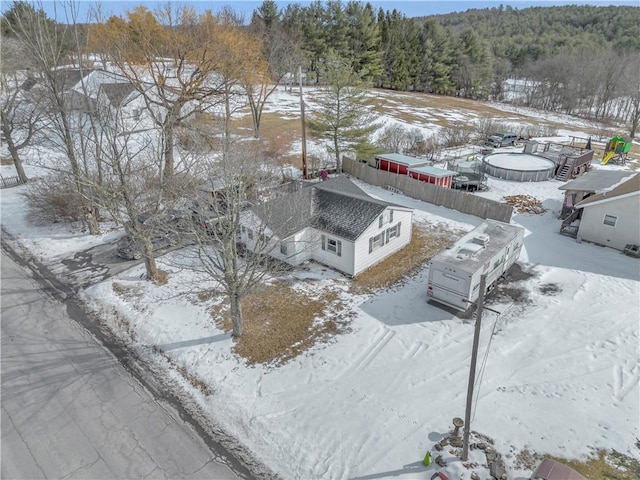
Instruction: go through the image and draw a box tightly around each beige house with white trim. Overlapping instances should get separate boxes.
[574,173,639,251]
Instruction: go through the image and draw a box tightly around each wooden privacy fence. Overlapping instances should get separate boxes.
[0,175,24,189]
[342,157,513,223]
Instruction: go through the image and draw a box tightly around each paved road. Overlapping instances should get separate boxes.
[1,250,240,480]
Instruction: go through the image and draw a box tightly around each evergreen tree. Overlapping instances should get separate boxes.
[345,2,382,82]
[452,28,493,99]
[251,0,279,30]
[417,19,455,94]
[381,10,415,90]
[307,51,378,171]
[301,0,328,83]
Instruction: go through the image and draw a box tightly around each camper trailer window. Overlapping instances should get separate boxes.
[493,257,504,270]
[603,214,617,227]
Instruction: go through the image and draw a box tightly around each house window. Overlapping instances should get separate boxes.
[386,222,401,241]
[247,228,254,240]
[369,232,386,253]
[379,210,395,228]
[241,226,246,234]
[280,243,288,255]
[321,235,342,256]
[603,214,617,227]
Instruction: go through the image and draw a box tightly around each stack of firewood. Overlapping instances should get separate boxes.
[503,195,546,214]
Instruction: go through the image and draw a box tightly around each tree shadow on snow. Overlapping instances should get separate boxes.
[156,333,231,351]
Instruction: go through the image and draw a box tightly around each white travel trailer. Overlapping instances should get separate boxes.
[427,220,524,311]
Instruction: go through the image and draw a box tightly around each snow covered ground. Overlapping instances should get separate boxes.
[1,90,639,480]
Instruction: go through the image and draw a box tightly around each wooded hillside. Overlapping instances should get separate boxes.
[270,1,639,135]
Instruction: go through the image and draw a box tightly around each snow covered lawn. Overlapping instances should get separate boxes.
[2,93,638,479]
[19,173,632,479]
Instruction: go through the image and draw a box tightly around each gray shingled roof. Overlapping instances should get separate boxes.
[311,189,387,240]
[559,170,636,192]
[253,187,314,239]
[253,176,406,241]
[52,68,94,90]
[100,83,137,107]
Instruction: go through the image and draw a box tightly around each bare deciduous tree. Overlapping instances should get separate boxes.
[376,123,426,155]
[6,1,102,234]
[179,142,299,337]
[0,71,43,184]
[89,5,228,177]
[84,95,198,282]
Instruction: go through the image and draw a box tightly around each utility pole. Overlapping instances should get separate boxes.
[299,65,308,180]
[462,274,487,461]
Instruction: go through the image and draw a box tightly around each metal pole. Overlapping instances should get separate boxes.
[299,66,308,180]
[462,274,487,461]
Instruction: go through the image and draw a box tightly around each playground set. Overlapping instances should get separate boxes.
[601,135,632,165]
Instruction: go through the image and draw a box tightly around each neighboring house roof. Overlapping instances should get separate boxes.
[558,170,635,192]
[52,68,94,91]
[253,176,410,241]
[575,173,639,208]
[409,165,458,177]
[20,77,37,91]
[65,90,96,111]
[376,153,427,166]
[99,83,137,107]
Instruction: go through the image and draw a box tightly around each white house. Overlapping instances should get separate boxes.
[574,172,639,251]
[239,176,413,276]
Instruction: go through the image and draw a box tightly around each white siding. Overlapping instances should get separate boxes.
[240,207,413,276]
[577,195,640,251]
[353,208,413,276]
[314,229,355,275]
[272,228,315,266]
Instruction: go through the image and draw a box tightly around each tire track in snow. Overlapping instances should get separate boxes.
[612,363,639,402]
[340,328,396,376]
[404,341,428,359]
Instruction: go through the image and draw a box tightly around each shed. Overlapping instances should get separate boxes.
[375,153,427,175]
[408,165,458,188]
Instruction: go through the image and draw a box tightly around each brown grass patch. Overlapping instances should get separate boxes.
[350,224,461,294]
[112,281,143,299]
[548,448,640,480]
[176,365,211,396]
[153,269,169,285]
[215,281,349,366]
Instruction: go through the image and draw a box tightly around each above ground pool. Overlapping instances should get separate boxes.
[482,153,556,182]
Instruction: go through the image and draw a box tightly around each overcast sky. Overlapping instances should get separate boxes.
[3,0,639,22]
